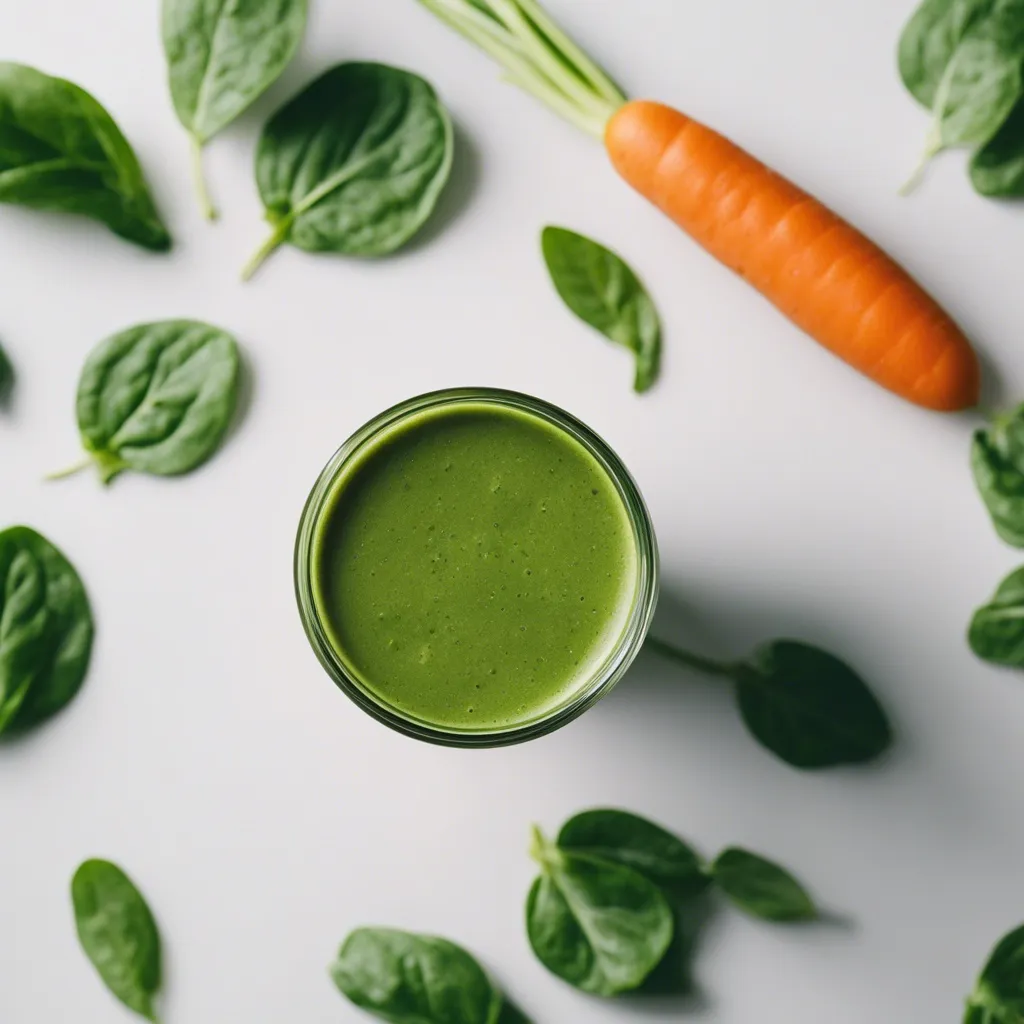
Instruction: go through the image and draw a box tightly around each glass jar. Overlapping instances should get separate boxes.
[294,388,659,747]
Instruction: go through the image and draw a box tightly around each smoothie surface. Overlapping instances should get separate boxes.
[311,400,639,731]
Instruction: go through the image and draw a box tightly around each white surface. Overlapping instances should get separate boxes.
[2,1,1023,1021]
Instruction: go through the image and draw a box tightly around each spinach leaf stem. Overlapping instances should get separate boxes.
[644,636,735,679]
[190,134,217,222]
[899,126,943,195]
[241,220,291,282]
[44,456,94,482]
[529,824,550,866]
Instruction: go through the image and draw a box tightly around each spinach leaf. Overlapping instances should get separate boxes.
[994,402,1024,470]
[969,566,1024,666]
[967,924,1024,1022]
[931,23,1023,148]
[557,809,707,897]
[0,63,170,251]
[541,226,661,393]
[647,636,891,769]
[71,860,162,1023]
[733,641,893,769]
[709,848,817,923]
[899,0,1024,192]
[526,826,673,996]
[244,63,454,280]
[0,526,93,737]
[162,0,308,219]
[973,408,1024,545]
[51,320,240,485]
[971,96,1024,193]
[962,1006,998,1024]
[899,0,996,108]
[536,809,831,996]
[0,342,12,405]
[330,927,509,1024]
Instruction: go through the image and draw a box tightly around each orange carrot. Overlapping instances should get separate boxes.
[605,102,980,411]
[416,0,981,412]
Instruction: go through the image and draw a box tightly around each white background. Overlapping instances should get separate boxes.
[2,0,1023,1021]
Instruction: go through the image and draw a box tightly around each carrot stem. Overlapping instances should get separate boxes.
[488,0,611,116]
[515,0,625,105]
[502,70,608,138]
[428,3,558,101]
[429,0,527,54]
[417,0,625,135]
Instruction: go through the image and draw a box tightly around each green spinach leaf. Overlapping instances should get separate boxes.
[647,636,890,769]
[0,342,12,405]
[330,927,510,1024]
[962,1005,998,1024]
[162,0,308,219]
[967,924,1024,1022]
[557,809,707,897]
[0,526,93,737]
[526,826,673,996]
[969,566,1024,666]
[971,95,1024,192]
[541,226,661,393]
[932,26,1023,147]
[244,63,454,280]
[710,848,817,923]
[973,408,1024,545]
[536,809,831,995]
[899,0,1024,192]
[71,860,162,1023]
[0,63,170,250]
[733,641,893,770]
[899,0,996,108]
[51,320,240,485]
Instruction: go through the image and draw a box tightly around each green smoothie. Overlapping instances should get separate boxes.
[310,399,640,731]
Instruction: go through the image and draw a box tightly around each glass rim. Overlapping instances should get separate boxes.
[294,387,660,748]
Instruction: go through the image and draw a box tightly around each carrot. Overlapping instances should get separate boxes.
[605,101,980,411]
[416,0,980,412]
